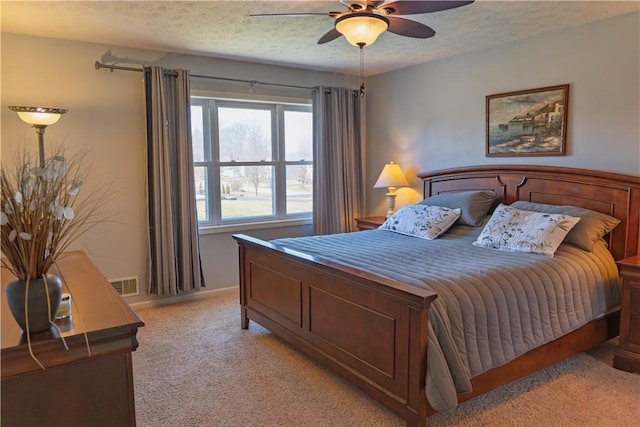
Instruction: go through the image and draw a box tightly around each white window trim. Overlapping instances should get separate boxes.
[198,217,313,235]
[192,89,311,106]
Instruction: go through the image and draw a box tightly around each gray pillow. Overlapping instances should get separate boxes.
[419,190,496,226]
[510,201,621,252]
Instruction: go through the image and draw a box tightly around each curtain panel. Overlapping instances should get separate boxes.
[312,87,364,235]
[144,66,205,295]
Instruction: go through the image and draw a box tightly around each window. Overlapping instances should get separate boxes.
[191,97,313,227]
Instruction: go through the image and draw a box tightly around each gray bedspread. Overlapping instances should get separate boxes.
[271,224,621,411]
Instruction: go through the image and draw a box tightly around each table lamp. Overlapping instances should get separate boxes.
[374,161,409,218]
[9,106,68,168]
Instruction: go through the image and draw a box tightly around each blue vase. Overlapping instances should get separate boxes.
[5,275,62,334]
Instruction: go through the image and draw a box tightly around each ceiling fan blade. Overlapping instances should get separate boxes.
[317,28,343,44]
[250,12,336,18]
[379,1,474,15]
[386,16,435,39]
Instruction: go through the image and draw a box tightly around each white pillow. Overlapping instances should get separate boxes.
[379,204,461,240]
[473,204,580,256]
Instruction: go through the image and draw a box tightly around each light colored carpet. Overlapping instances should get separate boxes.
[133,291,640,426]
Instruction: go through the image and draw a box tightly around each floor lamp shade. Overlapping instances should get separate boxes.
[8,106,68,168]
[9,106,67,126]
[374,162,409,218]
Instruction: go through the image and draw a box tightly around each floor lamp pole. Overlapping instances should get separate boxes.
[35,125,47,168]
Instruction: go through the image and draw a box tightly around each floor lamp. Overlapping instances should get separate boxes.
[9,106,68,168]
[374,161,409,218]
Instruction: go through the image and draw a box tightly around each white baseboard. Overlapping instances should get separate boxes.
[129,286,237,310]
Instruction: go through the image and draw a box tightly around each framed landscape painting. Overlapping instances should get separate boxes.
[486,84,569,157]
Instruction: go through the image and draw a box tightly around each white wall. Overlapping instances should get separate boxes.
[0,33,357,303]
[365,12,640,215]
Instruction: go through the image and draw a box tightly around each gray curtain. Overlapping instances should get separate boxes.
[312,86,364,235]
[144,66,205,295]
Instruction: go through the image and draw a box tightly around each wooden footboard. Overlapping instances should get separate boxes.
[234,234,437,427]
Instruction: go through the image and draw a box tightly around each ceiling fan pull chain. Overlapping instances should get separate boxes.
[359,44,365,98]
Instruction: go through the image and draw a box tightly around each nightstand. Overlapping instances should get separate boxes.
[355,216,386,231]
[613,255,640,373]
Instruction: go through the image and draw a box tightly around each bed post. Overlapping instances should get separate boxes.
[407,306,429,427]
[238,243,249,329]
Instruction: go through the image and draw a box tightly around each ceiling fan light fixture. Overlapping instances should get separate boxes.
[335,13,389,47]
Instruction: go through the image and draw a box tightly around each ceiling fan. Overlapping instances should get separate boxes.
[252,1,474,47]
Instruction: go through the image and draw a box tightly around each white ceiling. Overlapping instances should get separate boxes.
[2,1,639,76]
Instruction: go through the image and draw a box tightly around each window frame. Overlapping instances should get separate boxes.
[191,96,313,229]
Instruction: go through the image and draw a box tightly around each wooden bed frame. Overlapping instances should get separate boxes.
[234,165,640,426]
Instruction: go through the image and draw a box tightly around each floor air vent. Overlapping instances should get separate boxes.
[109,276,139,297]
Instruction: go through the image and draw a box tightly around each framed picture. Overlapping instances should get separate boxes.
[486,84,569,157]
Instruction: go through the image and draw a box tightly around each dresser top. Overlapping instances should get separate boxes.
[1,251,143,351]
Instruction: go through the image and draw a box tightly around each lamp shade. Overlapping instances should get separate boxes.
[374,162,409,188]
[9,106,68,126]
[335,13,389,47]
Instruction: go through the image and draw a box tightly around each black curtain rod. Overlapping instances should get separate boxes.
[94,61,316,91]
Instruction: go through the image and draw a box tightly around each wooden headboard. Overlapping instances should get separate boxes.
[418,165,640,260]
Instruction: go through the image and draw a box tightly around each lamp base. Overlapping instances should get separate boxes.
[385,193,397,218]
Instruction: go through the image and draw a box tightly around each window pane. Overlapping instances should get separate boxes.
[218,107,272,162]
[284,110,313,161]
[220,166,273,219]
[191,105,205,162]
[194,166,208,221]
[286,165,313,214]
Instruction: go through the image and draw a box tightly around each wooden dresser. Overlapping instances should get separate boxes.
[1,251,144,427]
[614,255,640,373]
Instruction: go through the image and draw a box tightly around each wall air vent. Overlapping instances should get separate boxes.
[109,276,139,297]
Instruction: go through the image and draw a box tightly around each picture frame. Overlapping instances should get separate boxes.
[486,84,569,157]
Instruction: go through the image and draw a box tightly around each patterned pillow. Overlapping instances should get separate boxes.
[510,201,621,252]
[473,204,580,256]
[380,205,461,240]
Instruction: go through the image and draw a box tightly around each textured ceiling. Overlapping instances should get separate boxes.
[2,1,639,76]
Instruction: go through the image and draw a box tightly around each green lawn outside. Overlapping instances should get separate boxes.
[196,180,311,221]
